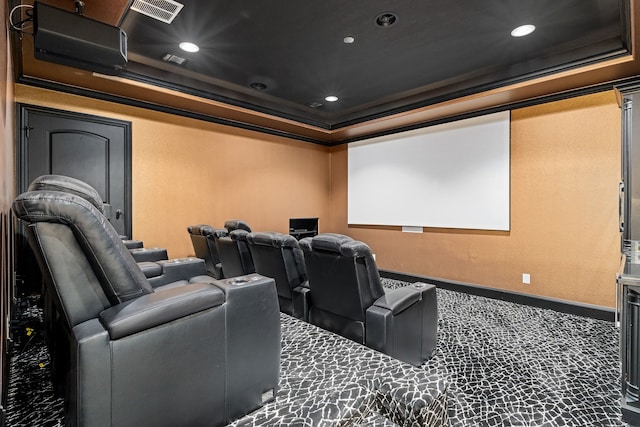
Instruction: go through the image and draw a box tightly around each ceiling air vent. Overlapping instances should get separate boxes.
[130,0,184,24]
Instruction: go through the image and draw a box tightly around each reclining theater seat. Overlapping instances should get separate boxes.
[214,219,254,277]
[216,229,255,277]
[25,175,270,401]
[26,174,181,389]
[246,231,310,320]
[187,224,228,278]
[299,233,438,366]
[13,189,281,427]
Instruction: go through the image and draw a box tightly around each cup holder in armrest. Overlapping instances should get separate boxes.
[154,257,207,281]
[227,278,249,285]
[226,275,263,285]
[167,257,200,264]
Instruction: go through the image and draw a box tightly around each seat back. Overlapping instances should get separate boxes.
[28,174,141,244]
[300,233,385,343]
[216,229,255,277]
[246,231,307,315]
[187,224,227,278]
[27,174,105,212]
[224,219,252,232]
[13,190,153,327]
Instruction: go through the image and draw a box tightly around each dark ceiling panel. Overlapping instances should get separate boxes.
[119,0,628,128]
[15,0,637,143]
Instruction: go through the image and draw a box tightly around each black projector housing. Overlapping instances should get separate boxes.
[33,2,127,75]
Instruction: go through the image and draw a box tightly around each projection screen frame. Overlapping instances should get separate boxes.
[347,110,511,231]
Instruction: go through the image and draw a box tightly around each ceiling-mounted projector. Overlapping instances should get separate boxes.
[33,1,127,75]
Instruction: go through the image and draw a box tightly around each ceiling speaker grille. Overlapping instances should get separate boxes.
[130,0,184,24]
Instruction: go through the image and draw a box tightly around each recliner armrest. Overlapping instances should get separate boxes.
[205,274,280,420]
[99,283,225,339]
[292,283,310,321]
[122,239,143,249]
[366,282,437,366]
[372,285,423,314]
[129,247,168,262]
[147,257,208,287]
[138,261,163,278]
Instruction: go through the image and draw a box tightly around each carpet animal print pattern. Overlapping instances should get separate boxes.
[229,314,448,426]
[384,279,626,427]
[5,303,63,427]
[5,279,627,426]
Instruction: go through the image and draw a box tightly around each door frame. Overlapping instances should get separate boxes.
[16,103,133,237]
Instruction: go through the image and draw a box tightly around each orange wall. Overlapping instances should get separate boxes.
[14,85,622,308]
[14,85,332,258]
[330,91,621,308]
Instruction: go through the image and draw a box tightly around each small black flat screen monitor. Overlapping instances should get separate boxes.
[289,217,318,240]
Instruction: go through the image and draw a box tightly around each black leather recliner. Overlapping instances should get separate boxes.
[26,174,190,390]
[213,219,255,278]
[187,224,228,279]
[13,187,281,426]
[188,220,254,279]
[216,229,256,277]
[299,233,438,366]
[25,175,236,394]
[246,231,310,320]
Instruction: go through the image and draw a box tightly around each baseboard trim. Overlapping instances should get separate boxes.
[379,269,615,321]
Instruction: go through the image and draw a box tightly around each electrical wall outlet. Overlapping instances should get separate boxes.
[372,253,376,261]
[522,273,531,284]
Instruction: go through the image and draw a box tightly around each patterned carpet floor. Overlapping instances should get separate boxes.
[5,279,626,426]
[412,283,624,426]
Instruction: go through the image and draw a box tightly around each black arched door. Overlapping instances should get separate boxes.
[16,104,132,293]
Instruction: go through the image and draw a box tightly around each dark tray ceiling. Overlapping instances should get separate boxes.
[119,0,629,129]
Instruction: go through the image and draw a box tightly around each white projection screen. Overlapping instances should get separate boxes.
[348,111,510,231]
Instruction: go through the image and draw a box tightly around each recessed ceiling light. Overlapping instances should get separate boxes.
[375,12,398,27]
[343,36,355,44]
[179,41,200,53]
[511,24,536,37]
[250,82,267,90]
[324,95,339,102]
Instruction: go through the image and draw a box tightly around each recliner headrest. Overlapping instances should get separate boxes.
[229,229,250,241]
[338,240,372,258]
[247,231,299,249]
[304,233,374,258]
[307,233,354,253]
[187,224,211,236]
[298,237,312,251]
[27,174,105,213]
[224,219,252,232]
[187,224,228,238]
